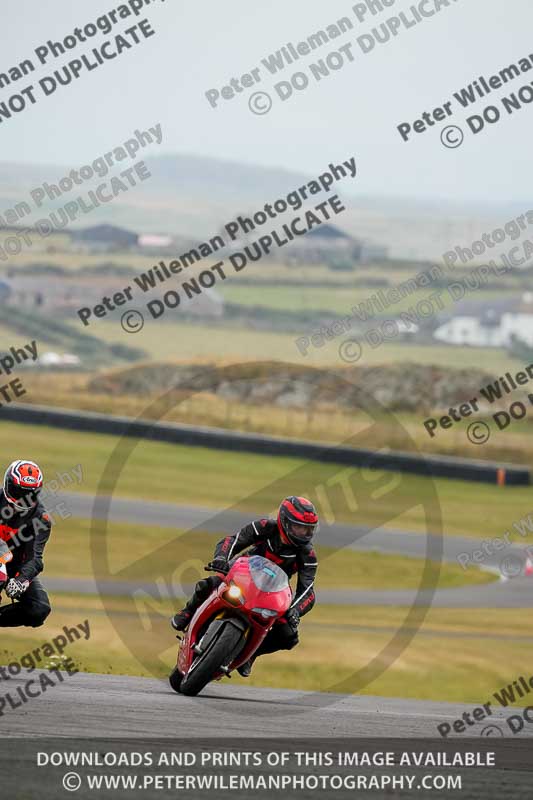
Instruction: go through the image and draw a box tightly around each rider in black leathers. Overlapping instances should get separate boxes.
[171,496,319,676]
[0,460,51,628]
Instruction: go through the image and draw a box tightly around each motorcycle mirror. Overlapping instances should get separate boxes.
[0,545,13,565]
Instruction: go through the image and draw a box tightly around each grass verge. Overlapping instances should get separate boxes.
[45,519,495,590]
[1,420,532,542]
[0,596,528,706]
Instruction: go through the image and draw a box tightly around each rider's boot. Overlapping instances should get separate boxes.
[237,656,256,678]
[171,593,202,631]
[170,578,216,631]
[171,608,193,631]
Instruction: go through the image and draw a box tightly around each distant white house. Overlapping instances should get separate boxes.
[39,353,81,367]
[433,294,533,347]
[19,352,82,368]
[138,234,174,250]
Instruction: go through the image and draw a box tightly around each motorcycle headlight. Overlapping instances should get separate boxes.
[223,583,245,605]
[251,607,278,618]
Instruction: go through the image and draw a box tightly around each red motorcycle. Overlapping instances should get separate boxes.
[169,554,292,696]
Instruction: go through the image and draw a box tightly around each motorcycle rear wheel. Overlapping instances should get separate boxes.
[179,623,244,697]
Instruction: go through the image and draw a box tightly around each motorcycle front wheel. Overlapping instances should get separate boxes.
[179,622,244,697]
[168,666,184,693]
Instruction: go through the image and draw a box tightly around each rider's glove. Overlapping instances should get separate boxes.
[286,607,300,630]
[207,557,229,574]
[5,578,29,599]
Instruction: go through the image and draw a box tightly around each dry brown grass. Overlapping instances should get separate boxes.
[21,370,533,468]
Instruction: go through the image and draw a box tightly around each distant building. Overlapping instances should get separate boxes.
[0,280,12,304]
[286,224,388,265]
[433,294,533,347]
[225,221,387,266]
[3,273,224,318]
[71,224,139,252]
[286,224,361,264]
[307,224,353,242]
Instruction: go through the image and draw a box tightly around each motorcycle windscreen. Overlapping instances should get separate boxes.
[248,555,289,592]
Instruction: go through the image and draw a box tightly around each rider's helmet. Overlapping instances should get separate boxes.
[3,460,43,511]
[277,496,319,547]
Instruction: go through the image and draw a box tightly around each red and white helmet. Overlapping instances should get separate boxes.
[3,460,43,510]
[277,496,319,546]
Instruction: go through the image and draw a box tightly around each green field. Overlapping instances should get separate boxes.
[3,242,528,376]
[0,418,527,706]
[0,323,36,351]
[46,518,494,590]
[89,318,520,373]
[1,243,524,375]
[0,420,531,542]
[1,596,528,704]
[2,253,530,707]
[220,282,505,317]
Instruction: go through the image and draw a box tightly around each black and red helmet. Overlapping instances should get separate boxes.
[3,460,43,510]
[277,496,319,546]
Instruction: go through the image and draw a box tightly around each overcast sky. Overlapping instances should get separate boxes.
[1,0,531,206]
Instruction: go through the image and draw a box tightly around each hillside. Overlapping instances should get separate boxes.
[0,156,524,259]
[0,307,145,366]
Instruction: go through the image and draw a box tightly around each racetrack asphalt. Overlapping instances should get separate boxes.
[5,671,533,739]
[46,492,533,607]
[4,494,531,744]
